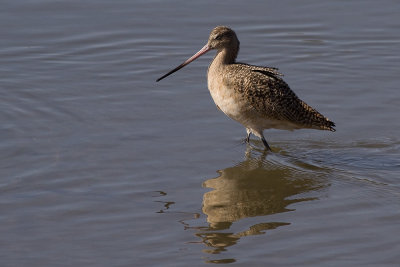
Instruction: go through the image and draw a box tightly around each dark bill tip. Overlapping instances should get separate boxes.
[156,44,210,82]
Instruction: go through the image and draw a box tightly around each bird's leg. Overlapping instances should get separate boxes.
[261,135,272,151]
[245,128,251,143]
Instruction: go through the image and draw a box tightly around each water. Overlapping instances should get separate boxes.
[1,0,399,266]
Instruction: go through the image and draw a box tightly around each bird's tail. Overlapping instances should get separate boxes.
[299,100,336,132]
[319,119,336,132]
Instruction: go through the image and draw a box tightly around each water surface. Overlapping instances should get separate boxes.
[1,0,399,266]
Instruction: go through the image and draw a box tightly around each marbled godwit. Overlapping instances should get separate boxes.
[157,26,335,150]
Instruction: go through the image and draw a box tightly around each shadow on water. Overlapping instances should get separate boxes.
[188,147,331,263]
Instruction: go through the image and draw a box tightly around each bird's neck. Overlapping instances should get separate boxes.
[208,44,239,77]
[213,46,238,66]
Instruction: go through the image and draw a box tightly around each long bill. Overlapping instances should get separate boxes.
[156,44,211,82]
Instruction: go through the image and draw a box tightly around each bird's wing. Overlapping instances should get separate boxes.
[228,64,335,130]
[236,63,283,77]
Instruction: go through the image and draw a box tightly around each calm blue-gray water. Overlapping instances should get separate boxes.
[1,0,399,266]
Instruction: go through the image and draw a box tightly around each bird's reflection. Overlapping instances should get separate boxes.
[192,147,329,258]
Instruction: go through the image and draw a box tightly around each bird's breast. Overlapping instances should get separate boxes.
[207,71,301,132]
[207,75,249,122]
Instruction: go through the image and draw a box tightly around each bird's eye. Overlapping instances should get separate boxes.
[215,34,222,40]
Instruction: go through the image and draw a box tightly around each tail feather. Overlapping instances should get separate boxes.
[297,100,335,131]
[320,119,336,132]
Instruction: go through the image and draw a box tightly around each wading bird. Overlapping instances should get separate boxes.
[157,26,335,150]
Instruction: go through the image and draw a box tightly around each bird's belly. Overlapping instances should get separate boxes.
[208,84,248,123]
[208,84,301,132]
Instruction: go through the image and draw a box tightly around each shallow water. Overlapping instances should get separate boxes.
[1,0,399,266]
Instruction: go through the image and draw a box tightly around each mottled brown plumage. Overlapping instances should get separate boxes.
[157,26,335,150]
[220,63,335,131]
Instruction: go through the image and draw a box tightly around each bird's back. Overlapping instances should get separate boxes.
[224,63,335,131]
